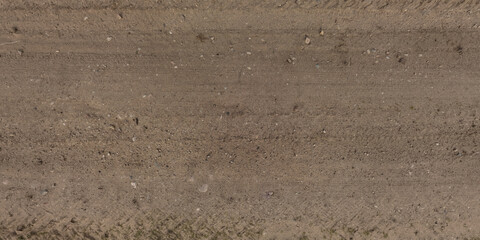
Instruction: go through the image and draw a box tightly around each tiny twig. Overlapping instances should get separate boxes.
[0,41,19,46]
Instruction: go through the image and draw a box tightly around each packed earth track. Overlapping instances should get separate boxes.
[1,0,480,239]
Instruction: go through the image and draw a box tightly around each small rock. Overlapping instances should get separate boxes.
[131,182,137,189]
[41,189,48,196]
[286,57,296,64]
[198,184,208,193]
[196,33,208,42]
[266,191,274,197]
[304,35,311,45]
[106,36,112,41]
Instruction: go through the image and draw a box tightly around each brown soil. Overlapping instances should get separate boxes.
[1,1,480,239]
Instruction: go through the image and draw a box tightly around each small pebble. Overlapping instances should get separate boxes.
[287,57,296,64]
[305,36,311,45]
[198,184,208,193]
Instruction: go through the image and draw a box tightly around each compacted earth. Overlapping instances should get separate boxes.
[1,0,480,239]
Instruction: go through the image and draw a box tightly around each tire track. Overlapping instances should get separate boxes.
[0,0,479,11]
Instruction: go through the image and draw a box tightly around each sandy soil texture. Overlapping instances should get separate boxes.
[1,0,480,239]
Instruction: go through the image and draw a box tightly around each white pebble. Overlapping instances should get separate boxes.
[305,36,311,45]
[198,184,208,193]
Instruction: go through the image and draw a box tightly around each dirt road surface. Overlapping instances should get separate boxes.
[1,1,480,239]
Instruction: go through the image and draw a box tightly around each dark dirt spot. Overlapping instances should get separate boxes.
[83,232,96,240]
[334,43,348,53]
[293,105,299,112]
[398,57,406,64]
[454,45,463,55]
[133,198,140,208]
[16,225,25,231]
